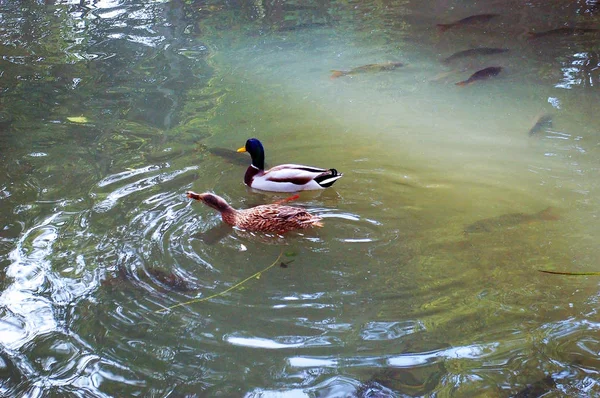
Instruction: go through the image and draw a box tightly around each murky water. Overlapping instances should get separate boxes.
[1,0,600,396]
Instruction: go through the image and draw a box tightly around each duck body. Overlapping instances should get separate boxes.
[238,138,343,193]
[187,191,323,234]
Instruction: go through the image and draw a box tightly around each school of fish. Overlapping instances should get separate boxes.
[326,13,577,235]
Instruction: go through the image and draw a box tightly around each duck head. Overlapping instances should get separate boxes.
[186,191,233,213]
[237,138,265,170]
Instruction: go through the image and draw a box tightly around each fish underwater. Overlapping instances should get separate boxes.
[442,47,509,64]
[464,207,559,234]
[330,62,404,79]
[528,114,553,136]
[455,66,502,86]
[208,147,253,166]
[437,14,499,32]
[512,376,556,398]
[276,21,333,32]
[527,27,600,39]
[146,268,194,292]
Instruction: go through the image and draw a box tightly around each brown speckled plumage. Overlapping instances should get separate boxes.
[186,191,323,234]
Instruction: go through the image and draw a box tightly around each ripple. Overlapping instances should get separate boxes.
[247,376,360,398]
[360,320,424,341]
[0,211,112,394]
[288,343,498,370]
[0,213,63,350]
[96,165,161,188]
[93,166,198,213]
[225,334,336,349]
[316,209,384,245]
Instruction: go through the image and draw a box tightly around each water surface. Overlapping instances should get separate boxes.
[1,0,600,396]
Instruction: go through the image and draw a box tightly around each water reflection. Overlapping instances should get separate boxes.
[558,51,600,89]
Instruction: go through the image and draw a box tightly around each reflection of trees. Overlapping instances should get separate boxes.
[547,0,600,91]
[231,0,333,31]
[0,0,85,120]
[0,0,211,130]
[510,0,600,94]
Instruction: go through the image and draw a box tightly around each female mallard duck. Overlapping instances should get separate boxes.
[187,191,323,234]
[237,138,343,192]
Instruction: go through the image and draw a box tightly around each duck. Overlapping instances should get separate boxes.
[236,138,343,192]
[186,191,323,234]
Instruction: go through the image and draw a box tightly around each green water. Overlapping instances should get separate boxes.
[1,0,600,396]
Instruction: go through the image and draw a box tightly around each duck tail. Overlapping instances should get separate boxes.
[315,169,343,188]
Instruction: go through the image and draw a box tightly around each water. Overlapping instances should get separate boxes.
[1,0,600,396]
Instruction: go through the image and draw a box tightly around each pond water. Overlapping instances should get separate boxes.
[1,0,600,396]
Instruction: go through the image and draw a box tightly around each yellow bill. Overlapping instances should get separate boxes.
[237,146,247,153]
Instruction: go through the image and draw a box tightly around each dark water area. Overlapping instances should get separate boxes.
[1,0,600,396]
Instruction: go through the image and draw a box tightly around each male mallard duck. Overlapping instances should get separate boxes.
[237,138,343,192]
[187,191,323,234]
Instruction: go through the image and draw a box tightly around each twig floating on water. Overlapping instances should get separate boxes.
[538,270,600,276]
[155,251,283,313]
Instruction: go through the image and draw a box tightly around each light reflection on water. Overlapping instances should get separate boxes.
[288,342,498,368]
[1,0,600,396]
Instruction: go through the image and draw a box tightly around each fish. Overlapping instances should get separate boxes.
[442,47,509,64]
[464,207,559,234]
[101,266,194,292]
[276,22,333,32]
[512,376,556,398]
[330,62,404,79]
[528,114,553,136]
[437,14,499,32]
[527,27,600,39]
[146,269,193,292]
[455,66,502,86]
[208,147,252,166]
